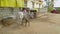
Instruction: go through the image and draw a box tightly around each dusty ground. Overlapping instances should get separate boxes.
[0,13,60,34]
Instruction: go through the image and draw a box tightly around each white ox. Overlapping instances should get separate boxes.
[18,11,30,27]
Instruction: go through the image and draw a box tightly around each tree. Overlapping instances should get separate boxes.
[47,0,54,12]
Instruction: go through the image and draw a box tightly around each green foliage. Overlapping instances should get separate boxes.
[56,8,60,11]
[48,0,54,12]
[48,6,53,11]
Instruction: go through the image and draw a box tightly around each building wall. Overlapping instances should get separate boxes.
[0,8,19,19]
[27,0,43,9]
[0,0,24,7]
[27,1,33,9]
[34,2,39,8]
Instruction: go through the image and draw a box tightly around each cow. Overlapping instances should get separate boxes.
[18,9,30,27]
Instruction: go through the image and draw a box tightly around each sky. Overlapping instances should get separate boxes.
[54,0,60,7]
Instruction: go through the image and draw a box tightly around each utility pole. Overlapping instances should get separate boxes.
[32,2,34,8]
[24,0,27,8]
[47,0,49,12]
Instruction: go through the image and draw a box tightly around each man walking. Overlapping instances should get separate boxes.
[22,8,30,26]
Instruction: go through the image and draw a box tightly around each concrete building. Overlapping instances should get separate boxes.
[0,0,43,18]
[24,0,43,11]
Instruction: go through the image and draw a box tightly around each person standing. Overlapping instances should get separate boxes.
[22,8,30,26]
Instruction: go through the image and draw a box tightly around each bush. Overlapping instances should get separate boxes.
[56,8,60,11]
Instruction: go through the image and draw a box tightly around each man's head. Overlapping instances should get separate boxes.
[22,8,27,11]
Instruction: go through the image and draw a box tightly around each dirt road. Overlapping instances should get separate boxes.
[0,13,60,34]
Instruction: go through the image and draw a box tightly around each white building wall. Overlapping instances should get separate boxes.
[27,0,43,9]
[27,1,33,9]
[34,3,39,8]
